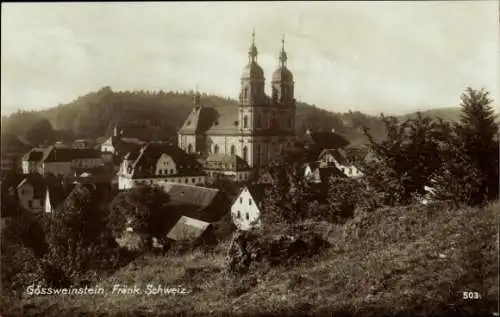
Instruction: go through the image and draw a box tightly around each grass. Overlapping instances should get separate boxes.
[1,202,498,317]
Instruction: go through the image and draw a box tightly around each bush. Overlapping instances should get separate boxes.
[225,229,329,275]
[1,241,46,297]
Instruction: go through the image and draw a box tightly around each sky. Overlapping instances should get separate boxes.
[1,1,499,116]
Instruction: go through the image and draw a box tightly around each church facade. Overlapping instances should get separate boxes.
[177,32,296,168]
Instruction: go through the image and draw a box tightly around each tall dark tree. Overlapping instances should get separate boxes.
[433,88,499,206]
[24,118,55,146]
[108,185,171,239]
[361,113,449,206]
[44,185,115,285]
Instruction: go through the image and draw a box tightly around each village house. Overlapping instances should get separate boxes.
[303,129,350,152]
[16,173,46,212]
[203,153,252,183]
[316,148,363,178]
[7,166,113,213]
[21,148,45,174]
[1,133,32,175]
[99,124,146,166]
[255,170,278,185]
[44,183,71,213]
[21,145,104,176]
[231,184,270,230]
[303,162,343,184]
[118,142,207,190]
[118,183,228,250]
[166,216,216,246]
[158,183,229,225]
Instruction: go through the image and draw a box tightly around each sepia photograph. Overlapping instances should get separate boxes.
[1,2,499,316]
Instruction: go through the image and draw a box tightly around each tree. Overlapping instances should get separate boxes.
[360,113,449,206]
[2,210,48,257]
[261,164,318,227]
[325,177,361,222]
[44,184,116,285]
[433,88,499,206]
[1,241,46,296]
[108,185,171,240]
[24,118,54,146]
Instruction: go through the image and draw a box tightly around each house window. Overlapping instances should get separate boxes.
[28,200,32,208]
[188,144,193,153]
[214,144,219,154]
[243,116,248,128]
[192,178,196,183]
[185,179,188,183]
[246,213,249,220]
[230,145,236,155]
[237,210,241,218]
[240,197,243,203]
[249,199,252,206]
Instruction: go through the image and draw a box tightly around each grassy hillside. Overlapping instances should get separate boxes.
[4,202,498,317]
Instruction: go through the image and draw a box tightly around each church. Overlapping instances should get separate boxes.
[177,31,296,168]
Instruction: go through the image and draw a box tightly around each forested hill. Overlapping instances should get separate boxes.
[2,86,470,147]
[1,87,389,146]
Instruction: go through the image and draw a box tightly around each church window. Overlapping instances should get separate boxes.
[242,146,248,162]
[230,145,236,155]
[243,116,248,128]
[214,144,219,154]
[271,118,278,129]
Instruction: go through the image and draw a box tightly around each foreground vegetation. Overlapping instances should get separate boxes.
[1,87,497,316]
[1,201,498,317]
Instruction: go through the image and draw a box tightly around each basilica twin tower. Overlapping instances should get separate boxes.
[178,31,296,168]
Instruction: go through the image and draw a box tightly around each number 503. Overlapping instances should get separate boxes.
[463,291,481,299]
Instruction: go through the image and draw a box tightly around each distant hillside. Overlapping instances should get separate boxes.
[399,107,462,122]
[0,87,388,146]
[3,87,479,148]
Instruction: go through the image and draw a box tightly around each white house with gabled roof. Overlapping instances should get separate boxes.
[231,184,270,230]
